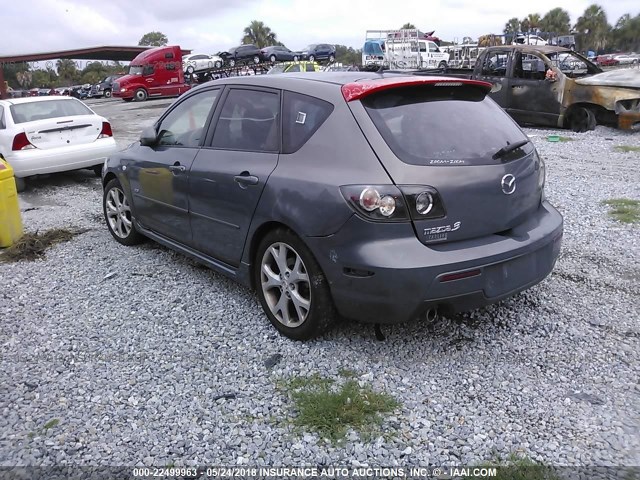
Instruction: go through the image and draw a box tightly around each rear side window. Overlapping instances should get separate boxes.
[282,92,334,154]
[211,89,280,152]
[362,85,530,165]
[481,51,510,76]
[10,99,93,124]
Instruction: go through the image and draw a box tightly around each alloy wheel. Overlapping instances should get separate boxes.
[260,242,311,327]
[105,186,133,239]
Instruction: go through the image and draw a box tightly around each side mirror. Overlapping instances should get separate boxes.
[139,126,158,147]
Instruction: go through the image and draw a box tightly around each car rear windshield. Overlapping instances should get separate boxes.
[362,85,531,165]
[10,99,93,124]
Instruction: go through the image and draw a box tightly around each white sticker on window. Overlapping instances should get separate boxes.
[296,112,307,124]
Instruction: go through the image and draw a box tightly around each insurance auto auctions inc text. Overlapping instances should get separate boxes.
[201,466,497,478]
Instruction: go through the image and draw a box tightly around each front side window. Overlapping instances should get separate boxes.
[481,51,510,77]
[514,53,548,80]
[157,89,219,147]
[282,91,333,154]
[211,89,280,152]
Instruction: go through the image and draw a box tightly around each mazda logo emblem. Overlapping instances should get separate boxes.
[501,174,516,195]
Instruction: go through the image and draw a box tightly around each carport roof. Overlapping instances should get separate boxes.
[0,45,192,63]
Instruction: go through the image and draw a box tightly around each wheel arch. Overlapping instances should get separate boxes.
[564,102,607,128]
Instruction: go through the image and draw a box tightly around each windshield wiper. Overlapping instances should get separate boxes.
[492,139,529,160]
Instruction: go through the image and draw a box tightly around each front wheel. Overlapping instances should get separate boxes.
[229,59,236,67]
[186,66,195,74]
[103,179,144,246]
[104,89,112,98]
[253,55,260,64]
[438,61,447,69]
[254,229,335,340]
[133,88,147,102]
[308,55,315,62]
[269,54,276,63]
[328,54,335,63]
[293,55,299,62]
[214,60,222,69]
[568,106,596,133]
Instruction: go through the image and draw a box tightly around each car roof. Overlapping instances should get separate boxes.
[195,71,488,91]
[0,96,81,106]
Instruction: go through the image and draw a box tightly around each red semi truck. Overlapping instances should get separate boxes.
[112,46,192,102]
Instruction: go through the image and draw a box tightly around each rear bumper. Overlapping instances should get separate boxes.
[306,201,563,324]
[6,139,118,178]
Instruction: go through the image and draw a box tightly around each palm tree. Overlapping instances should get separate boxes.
[526,13,542,32]
[242,20,279,48]
[540,8,571,35]
[401,23,416,29]
[574,4,610,51]
[504,17,521,35]
[56,59,78,85]
[520,18,531,33]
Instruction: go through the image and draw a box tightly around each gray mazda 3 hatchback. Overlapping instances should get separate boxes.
[102,73,563,340]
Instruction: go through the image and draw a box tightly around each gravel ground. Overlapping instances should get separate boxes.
[0,97,638,470]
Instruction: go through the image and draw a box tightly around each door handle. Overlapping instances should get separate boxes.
[169,164,186,173]
[234,173,259,186]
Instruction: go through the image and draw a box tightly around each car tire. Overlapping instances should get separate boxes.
[308,55,315,62]
[568,106,596,133]
[134,89,147,102]
[254,228,336,340]
[104,89,112,98]
[14,177,26,193]
[103,179,144,246]
[293,55,299,62]
[214,61,222,69]
[253,55,260,64]
[186,66,195,74]
[229,59,236,67]
[438,61,447,69]
[92,164,103,177]
[328,54,335,63]
[269,54,277,63]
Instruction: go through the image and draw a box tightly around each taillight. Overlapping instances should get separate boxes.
[99,122,113,138]
[340,185,409,221]
[399,186,446,220]
[12,132,35,151]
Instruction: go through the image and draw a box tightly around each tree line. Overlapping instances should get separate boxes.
[503,3,639,52]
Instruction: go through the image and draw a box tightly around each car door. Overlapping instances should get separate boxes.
[128,88,220,244]
[188,87,280,267]
[508,52,562,126]
[476,49,512,107]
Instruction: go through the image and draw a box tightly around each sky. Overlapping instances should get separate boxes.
[0,0,636,57]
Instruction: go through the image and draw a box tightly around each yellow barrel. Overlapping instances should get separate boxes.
[0,159,24,247]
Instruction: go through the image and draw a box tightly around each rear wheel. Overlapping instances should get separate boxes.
[253,55,260,64]
[214,60,222,69]
[254,229,335,340]
[133,88,147,102]
[269,54,276,63]
[308,54,315,62]
[104,89,112,98]
[568,106,596,132]
[186,66,195,74]
[293,55,299,62]
[328,54,335,63]
[103,179,144,246]
[229,59,236,67]
[438,61,447,69]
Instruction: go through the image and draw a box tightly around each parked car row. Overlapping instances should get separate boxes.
[184,43,337,73]
[595,52,640,66]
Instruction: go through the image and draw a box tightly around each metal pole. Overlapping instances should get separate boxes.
[0,67,7,99]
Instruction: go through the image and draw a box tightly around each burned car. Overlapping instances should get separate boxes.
[416,45,640,132]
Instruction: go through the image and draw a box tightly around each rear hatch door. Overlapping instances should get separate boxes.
[345,77,543,245]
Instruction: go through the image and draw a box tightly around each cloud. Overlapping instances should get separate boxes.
[1,0,637,56]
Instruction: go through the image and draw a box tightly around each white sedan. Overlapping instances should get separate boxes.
[0,96,118,192]
[182,53,223,74]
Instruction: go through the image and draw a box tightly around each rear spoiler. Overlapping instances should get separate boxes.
[341,77,492,102]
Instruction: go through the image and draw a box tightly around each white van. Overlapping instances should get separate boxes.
[386,39,449,69]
